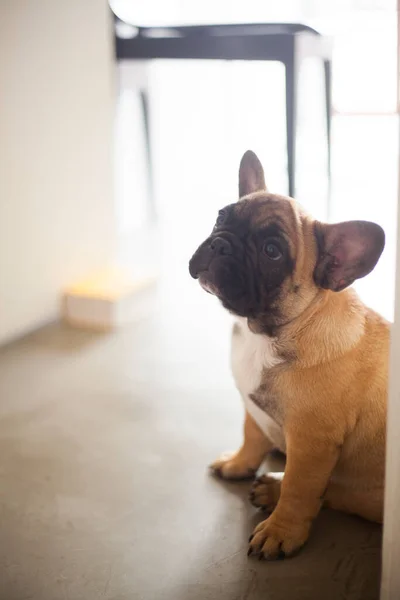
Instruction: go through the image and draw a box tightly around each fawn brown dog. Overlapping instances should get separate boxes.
[189,150,388,560]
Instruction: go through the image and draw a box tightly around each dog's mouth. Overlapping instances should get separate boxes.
[189,245,248,308]
[198,271,219,296]
[189,250,225,297]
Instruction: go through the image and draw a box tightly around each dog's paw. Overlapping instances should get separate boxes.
[249,474,282,512]
[247,516,310,560]
[209,452,256,480]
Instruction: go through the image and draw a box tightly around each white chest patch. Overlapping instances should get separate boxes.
[230,318,286,451]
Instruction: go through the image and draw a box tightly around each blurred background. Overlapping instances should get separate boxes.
[112,0,398,322]
[0,2,397,599]
[0,0,398,347]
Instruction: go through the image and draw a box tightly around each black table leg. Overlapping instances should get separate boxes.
[140,89,156,222]
[285,60,296,198]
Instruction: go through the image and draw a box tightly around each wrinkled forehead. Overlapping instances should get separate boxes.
[227,193,301,249]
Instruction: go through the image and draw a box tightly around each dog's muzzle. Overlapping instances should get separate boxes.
[189,236,232,279]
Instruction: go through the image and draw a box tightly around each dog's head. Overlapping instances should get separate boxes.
[189,150,385,334]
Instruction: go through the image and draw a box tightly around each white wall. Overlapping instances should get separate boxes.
[381,116,400,600]
[0,0,116,344]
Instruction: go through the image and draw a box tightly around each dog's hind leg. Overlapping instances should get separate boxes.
[323,483,383,523]
[249,473,284,511]
[250,475,383,524]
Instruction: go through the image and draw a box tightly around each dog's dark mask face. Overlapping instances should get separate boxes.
[189,151,299,330]
[189,150,385,333]
[188,199,295,322]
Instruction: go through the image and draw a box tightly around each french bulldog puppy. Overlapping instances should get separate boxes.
[189,150,388,560]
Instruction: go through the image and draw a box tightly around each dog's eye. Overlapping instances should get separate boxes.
[215,209,226,228]
[263,242,282,261]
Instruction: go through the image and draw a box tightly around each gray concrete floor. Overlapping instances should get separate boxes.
[0,273,382,600]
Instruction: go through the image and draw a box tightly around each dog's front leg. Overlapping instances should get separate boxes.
[210,410,273,480]
[248,428,340,559]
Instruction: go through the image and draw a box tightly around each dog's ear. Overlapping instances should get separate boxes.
[314,220,385,292]
[239,150,267,198]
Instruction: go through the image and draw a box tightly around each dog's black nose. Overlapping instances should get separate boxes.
[210,237,231,256]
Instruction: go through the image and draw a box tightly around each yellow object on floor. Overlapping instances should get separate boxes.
[62,268,156,331]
